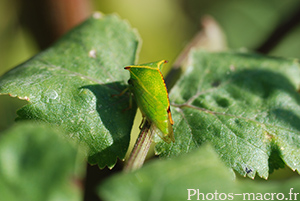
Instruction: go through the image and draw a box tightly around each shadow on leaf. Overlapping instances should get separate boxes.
[268,143,285,174]
[229,69,300,173]
[82,82,137,168]
[229,69,300,130]
[230,69,300,102]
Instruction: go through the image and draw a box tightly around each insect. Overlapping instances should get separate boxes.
[125,60,175,143]
[245,167,253,174]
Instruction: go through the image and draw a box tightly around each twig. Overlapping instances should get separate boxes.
[256,3,300,54]
[124,120,152,172]
[165,16,226,89]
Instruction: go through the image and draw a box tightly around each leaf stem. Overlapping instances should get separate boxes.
[124,120,152,172]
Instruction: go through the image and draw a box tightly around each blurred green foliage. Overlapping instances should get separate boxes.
[0,0,38,75]
[0,122,85,201]
[2,0,300,74]
[183,0,300,52]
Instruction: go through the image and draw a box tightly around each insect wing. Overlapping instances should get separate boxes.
[126,62,174,143]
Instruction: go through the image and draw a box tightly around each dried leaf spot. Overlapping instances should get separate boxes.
[93,12,104,19]
[230,65,236,72]
[89,49,97,58]
[264,131,274,141]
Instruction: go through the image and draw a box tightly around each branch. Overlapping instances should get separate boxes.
[256,4,300,54]
[124,120,152,172]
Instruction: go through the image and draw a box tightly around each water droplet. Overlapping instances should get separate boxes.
[44,89,59,103]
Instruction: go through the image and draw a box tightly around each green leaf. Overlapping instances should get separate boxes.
[98,144,300,201]
[0,13,140,168]
[0,123,85,201]
[156,51,300,179]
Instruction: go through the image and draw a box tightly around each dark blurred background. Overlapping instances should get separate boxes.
[2,0,300,78]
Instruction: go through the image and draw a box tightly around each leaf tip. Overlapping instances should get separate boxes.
[1,93,30,102]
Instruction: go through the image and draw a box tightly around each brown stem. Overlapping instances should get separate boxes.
[256,3,300,54]
[165,16,226,89]
[19,0,92,49]
[124,120,152,172]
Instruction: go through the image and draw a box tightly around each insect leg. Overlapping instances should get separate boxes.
[111,87,133,112]
[111,87,129,97]
[139,116,146,130]
[245,167,253,174]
